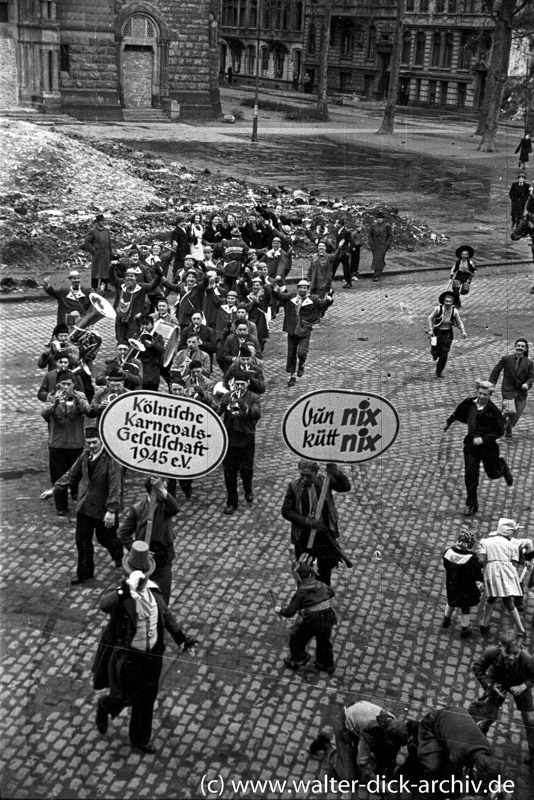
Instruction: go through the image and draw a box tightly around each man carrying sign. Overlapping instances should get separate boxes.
[281,460,351,586]
[118,476,179,605]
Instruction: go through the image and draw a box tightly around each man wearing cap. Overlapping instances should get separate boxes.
[118,476,179,605]
[178,310,217,365]
[489,338,534,438]
[368,211,392,282]
[109,262,162,343]
[136,315,165,391]
[331,219,356,288]
[38,323,80,372]
[471,631,534,771]
[95,342,143,390]
[89,371,129,418]
[240,274,271,354]
[222,321,260,370]
[40,426,122,584]
[92,540,197,754]
[308,241,333,299]
[275,279,334,387]
[275,560,337,674]
[41,373,91,516]
[330,700,410,782]
[444,380,513,517]
[37,352,85,401]
[43,270,91,325]
[84,214,113,292]
[223,347,265,394]
[427,289,467,378]
[171,333,211,382]
[282,461,351,586]
[217,371,261,515]
[217,226,249,293]
[258,236,289,282]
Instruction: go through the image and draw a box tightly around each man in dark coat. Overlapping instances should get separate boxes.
[109,265,162,343]
[282,460,351,586]
[37,352,85,401]
[118,476,179,605]
[417,705,500,783]
[368,211,393,282]
[84,214,113,291]
[488,337,534,438]
[40,426,122,584]
[216,371,261,515]
[170,214,190,280]
[331,218,356,288]
[137,315,165,391]
[443,380,513,517]
[508,174,531,227]
[471,631,534,769]
[92,541,196,754]
[43,269,91,325]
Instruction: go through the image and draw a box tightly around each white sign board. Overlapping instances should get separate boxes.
[282,389,400,464]
[99,391,228,479]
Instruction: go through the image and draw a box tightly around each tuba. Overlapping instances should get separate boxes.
[68,293,116,354]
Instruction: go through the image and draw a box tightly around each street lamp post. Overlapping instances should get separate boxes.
[251,1,261,142]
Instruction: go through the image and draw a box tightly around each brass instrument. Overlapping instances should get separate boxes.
[212,382,230,403]
[152,319,181,368]
[68,293,115,358]
[124,338,146,362]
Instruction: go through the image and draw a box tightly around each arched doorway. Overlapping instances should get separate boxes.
[121,13,160,108]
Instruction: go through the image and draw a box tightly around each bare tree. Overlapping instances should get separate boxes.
[316,0,335,120]
[376,0,405,134]
[477,0,530,151]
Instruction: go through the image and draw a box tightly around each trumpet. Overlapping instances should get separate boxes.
[139,332,154,346]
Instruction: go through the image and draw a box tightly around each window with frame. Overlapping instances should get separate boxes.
[431,33,441,67]
[406,0,415,10]
[0,1,8,22]
[457,82,466,106]
[420,0,429,11]
[261,46,270,73]
[341,30,354,59]
[246,45,255,75]
[60,43,70,72]
[448,0,457,11]
[249,0,257,28]
[275,49,285,78]
[428,79,437,104]
[123,14,156,38]
[294,2,303,31]
[436,0,445,11]
[443,32,453,68]
[402,31,411,64]
[415,32,425,65]
[308,23,316,55]
[463,0,476,12]
[458,31,474,69]
[366,25,376,60]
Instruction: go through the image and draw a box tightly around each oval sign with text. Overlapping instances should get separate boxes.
[282,389,400,464]
[99,391,228,479]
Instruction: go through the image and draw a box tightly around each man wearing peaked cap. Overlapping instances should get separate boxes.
[43,267,91,325]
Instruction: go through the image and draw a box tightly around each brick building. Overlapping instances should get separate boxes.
[219,0,506,111]
[0,0,221,119]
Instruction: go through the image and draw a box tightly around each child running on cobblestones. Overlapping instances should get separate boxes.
[441,528,483,639]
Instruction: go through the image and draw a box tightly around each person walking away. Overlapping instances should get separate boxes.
[515,133,532,171]
[441,528,483,638]
[275,560,337,675]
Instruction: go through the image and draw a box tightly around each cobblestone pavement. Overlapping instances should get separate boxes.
[1,266,533,799]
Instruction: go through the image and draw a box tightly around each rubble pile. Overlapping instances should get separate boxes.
[0,121,446,291]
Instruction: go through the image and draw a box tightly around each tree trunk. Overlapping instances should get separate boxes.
[477,0,516,151]
[377,0,405,135]
[316,0,334,121]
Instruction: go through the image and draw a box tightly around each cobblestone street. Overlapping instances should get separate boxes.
[1,264,533,799]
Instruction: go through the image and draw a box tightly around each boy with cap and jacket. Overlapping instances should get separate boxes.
[275,560,337,674]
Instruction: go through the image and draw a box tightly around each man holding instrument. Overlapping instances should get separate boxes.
[118,476,179,605]
[281,460,351,586]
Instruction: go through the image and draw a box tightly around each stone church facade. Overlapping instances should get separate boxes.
[0,0,221,119]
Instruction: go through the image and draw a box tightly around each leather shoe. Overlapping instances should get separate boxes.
[442,616,451,629]
[245,492,253,503]
[463,505,477,517]
[131,742,156,754]
[297,367,305,377]
[501,459,513,486]
[95,703,108,734]
[70,577,91,585]
[223,504,237,515]
[342,282,352,289]
[287,376,297,387]
[460,626,473,639]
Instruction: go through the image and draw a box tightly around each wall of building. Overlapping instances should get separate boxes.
[0,28,18,108]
